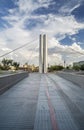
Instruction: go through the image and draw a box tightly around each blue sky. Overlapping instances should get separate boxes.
[0,0,84,65]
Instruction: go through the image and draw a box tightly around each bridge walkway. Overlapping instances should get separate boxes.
[0,73,84,130]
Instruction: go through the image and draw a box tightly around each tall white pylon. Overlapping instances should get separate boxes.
[39,34,47,73]
[39,34,43,73]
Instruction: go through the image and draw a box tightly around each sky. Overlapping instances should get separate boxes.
[0,0,84,66]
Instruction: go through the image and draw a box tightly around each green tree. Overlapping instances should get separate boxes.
[1,58,20,70]
[73,65,80,71]
[80,64,84,70]
[2,58,13,70]
[48,65,64,72]
[12,62,20,70]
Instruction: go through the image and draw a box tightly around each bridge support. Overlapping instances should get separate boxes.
[39,34,47,73]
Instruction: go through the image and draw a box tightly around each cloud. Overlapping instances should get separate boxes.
[0,0,84,65]
[59,0,83,15]
[37,0,53,7]
[59,3,81,15]
[43,14,84,37]
[48,37,84,65]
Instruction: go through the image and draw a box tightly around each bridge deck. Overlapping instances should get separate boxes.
[0,73,84,130]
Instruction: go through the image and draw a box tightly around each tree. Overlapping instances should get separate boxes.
[12,62,20,70]
[1,58,20,70]
[48,65,64,72]
[2,58,13,70]
[80,64,84,70]
[73,65,80,71]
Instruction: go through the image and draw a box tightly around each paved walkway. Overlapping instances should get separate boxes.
[0,73,84,130]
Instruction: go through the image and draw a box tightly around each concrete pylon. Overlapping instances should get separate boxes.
[39,34,43,73]
[39,34,47,73]
[43,34,47,73]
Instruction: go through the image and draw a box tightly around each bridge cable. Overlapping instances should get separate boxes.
[69,47,84,55]
[27,40,39,65]
[0,38,38,58]
[50,47,84,55]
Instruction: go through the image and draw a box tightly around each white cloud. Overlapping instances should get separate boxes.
[1,48,11,51]
[16,0,37,13]
[70,42,82,51]
[48,53,63,65]
[48,40,84,65]
[59,3,80,14]
[0,0,84,66]
[43,15,84,37]
[59,0,83,15]
[37,0,53,7]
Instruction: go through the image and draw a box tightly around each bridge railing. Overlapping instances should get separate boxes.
[0,72,28,94]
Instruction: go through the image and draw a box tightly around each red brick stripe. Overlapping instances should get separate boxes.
[46,89,59,130]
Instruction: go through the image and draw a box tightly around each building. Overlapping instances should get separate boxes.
[73,61,84,66]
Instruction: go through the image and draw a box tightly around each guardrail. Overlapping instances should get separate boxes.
[56,72,84,88]
[0,72,28,94]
